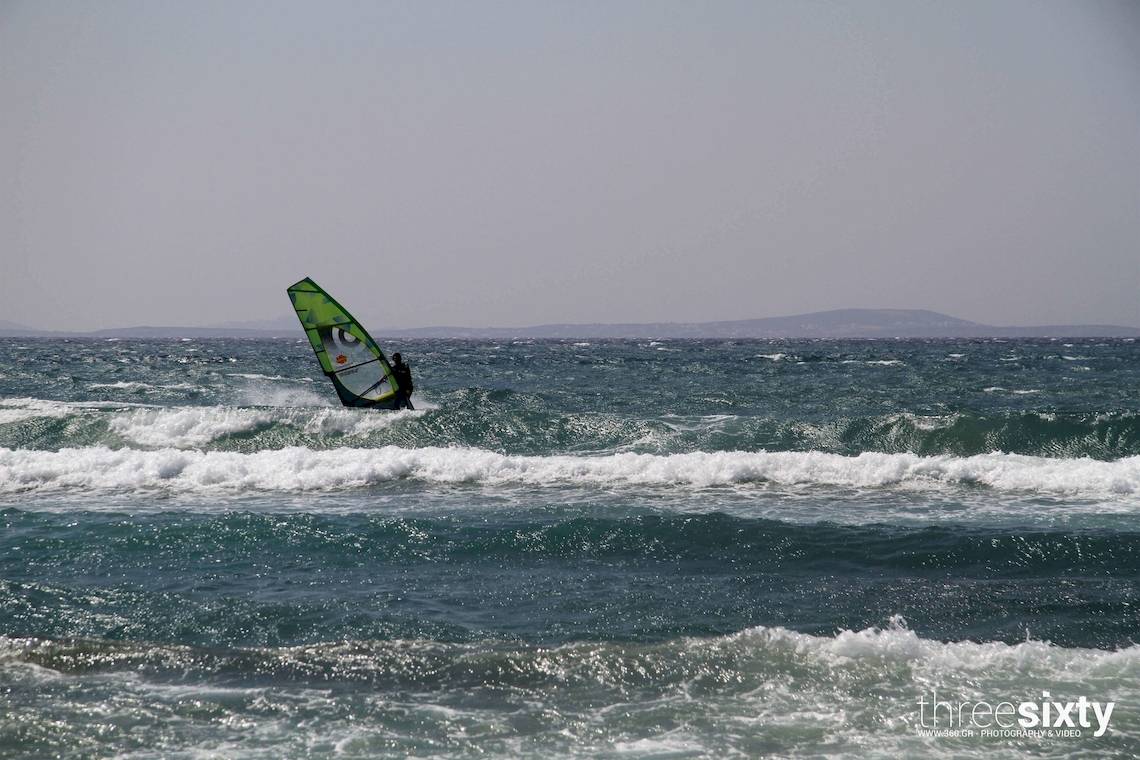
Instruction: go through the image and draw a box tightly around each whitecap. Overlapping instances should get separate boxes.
[88,381,155,391]
[4,446,1140,499]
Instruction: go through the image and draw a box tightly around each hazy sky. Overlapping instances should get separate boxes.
[3,0,1139,331]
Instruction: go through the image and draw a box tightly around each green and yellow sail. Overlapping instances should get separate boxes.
[286,277,401,408]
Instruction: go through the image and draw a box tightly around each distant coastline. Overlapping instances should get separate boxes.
[2,309,1138,339]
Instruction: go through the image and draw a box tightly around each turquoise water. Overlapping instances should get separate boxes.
[1,337,1139,757]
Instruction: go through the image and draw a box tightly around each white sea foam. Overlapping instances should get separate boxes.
[717,619,1140,678]
[0,397,157,425]
[756,353,786,361]
[300,408,417,436]
[227,373,314,383]
[659,413,738,433]
[1,397,416,447]
[5,620,1132,684]
[2,445,1139,498]
[109,407,277,448]
[108,405,416,447]
[2,622,1137,759]
[88,381,154,391]
[0,398,73,424]
[611,734,706,755]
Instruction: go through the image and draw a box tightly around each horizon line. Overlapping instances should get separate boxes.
[3,307,1139,337]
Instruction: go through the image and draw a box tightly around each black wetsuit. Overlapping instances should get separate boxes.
[391,360,414,410]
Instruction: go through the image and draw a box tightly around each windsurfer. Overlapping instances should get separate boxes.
[391,353,415,410]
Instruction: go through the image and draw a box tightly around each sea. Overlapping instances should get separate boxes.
[1,336,1138,758]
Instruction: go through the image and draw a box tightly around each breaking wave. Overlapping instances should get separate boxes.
[2,445,1139,497]
[4,620,1136,689]
[4,396,1140,459]
[2,622,1137,758]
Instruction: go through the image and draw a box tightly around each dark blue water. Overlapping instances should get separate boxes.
[1,338,1138,757]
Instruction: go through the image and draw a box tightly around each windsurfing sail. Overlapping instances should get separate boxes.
[286,277,401,408]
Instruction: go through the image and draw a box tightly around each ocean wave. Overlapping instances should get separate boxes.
[2,445,1140,497]
[711,410,1140,460]
[108,407,279,447]
[3,620,1136,694]
[6,394,1140,459]
[227,372,314,382]
[0,399,416,449]
[87,381,155,391]
[5,511,1135,577]
[0,397,157,425]
[88,381,203,392]
[0,398,74,425]
[107,406,415,448]
[1,620,1136,760]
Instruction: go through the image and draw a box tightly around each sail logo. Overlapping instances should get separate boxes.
[336,354,348,365]
[916,690,1115,738]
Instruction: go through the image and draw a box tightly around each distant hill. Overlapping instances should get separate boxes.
[382,309,984,339]
[374,309,1140,339]
[0,319,50,337]
[1,309,1137,339]
[89,326,297,339]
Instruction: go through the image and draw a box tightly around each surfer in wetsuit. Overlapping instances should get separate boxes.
[391,352,414,410]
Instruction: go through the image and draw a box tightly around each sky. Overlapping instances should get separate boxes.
[2,0,1139,331]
